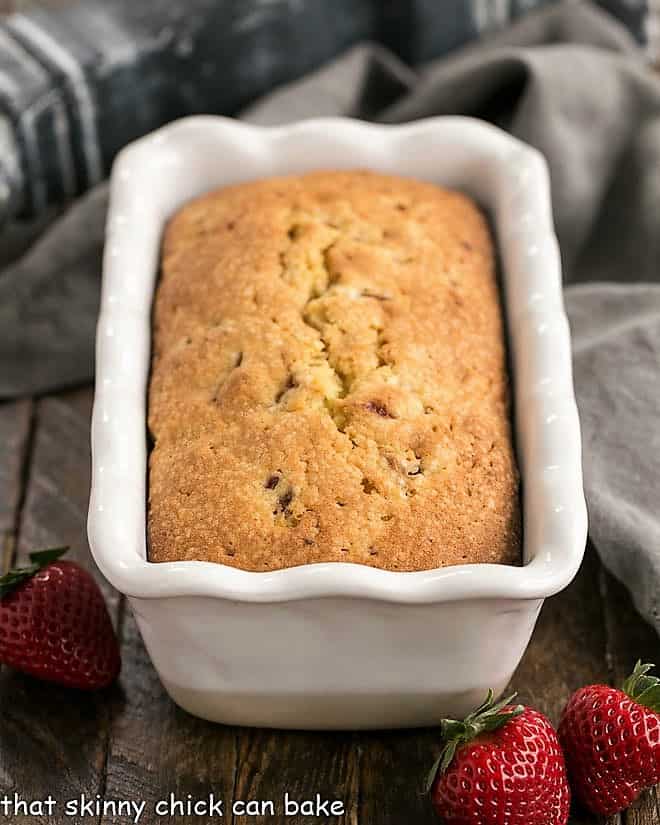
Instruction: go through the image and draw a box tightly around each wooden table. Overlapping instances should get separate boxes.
[0,387,657,824]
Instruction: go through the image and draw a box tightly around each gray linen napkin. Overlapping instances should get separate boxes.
[1,0,659,633]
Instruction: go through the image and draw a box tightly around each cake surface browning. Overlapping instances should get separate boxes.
[148,170,520,570]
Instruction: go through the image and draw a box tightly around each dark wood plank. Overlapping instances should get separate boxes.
[0,388,119,825]
[0,398,36,801]
[357,728,438,825]
[356,547,609,825]
[99,609,238,825]
[14,392,114,596]
[0,388,239,825]
[511,544,609,726]
[232,730,358,825]
[600,565,660,825]
[512,547,637,825]
[0,399,32,573]
[624,787,660,825]
[511,548,660,825]
[1,387,657,825]
[600,564,659,694]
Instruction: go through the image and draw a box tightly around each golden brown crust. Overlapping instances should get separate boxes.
[148,170,521,570]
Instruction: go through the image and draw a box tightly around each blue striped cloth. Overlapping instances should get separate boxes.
[0,0,648,224]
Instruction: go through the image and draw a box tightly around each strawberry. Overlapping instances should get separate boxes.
[426,691,570,825]
[558,661,660,816]
[0,547,120,690]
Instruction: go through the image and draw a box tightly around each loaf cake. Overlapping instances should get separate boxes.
[147,170,521,570]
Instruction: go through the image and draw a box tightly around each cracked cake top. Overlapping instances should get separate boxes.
[147,170,521,570]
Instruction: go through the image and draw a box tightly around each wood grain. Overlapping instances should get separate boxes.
[100,608,238,825]
[0,390,658,824]
[0,398,34,795]
[354,545,610,825]
[0,399,32,573]
[232,730,358,825]
[357,728,438,824]
[601,565,660,825]
[0,389,117,825]
[511,543,607,825]
[510,544,609,725]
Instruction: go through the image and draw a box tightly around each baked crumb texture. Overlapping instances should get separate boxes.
[148,171,521,571]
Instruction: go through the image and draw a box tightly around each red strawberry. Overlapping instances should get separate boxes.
[427,691,570,825]
[0,547,120,690]
[558,661,660,816]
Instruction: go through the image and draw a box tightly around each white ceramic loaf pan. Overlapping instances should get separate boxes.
[88,116,587,729]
